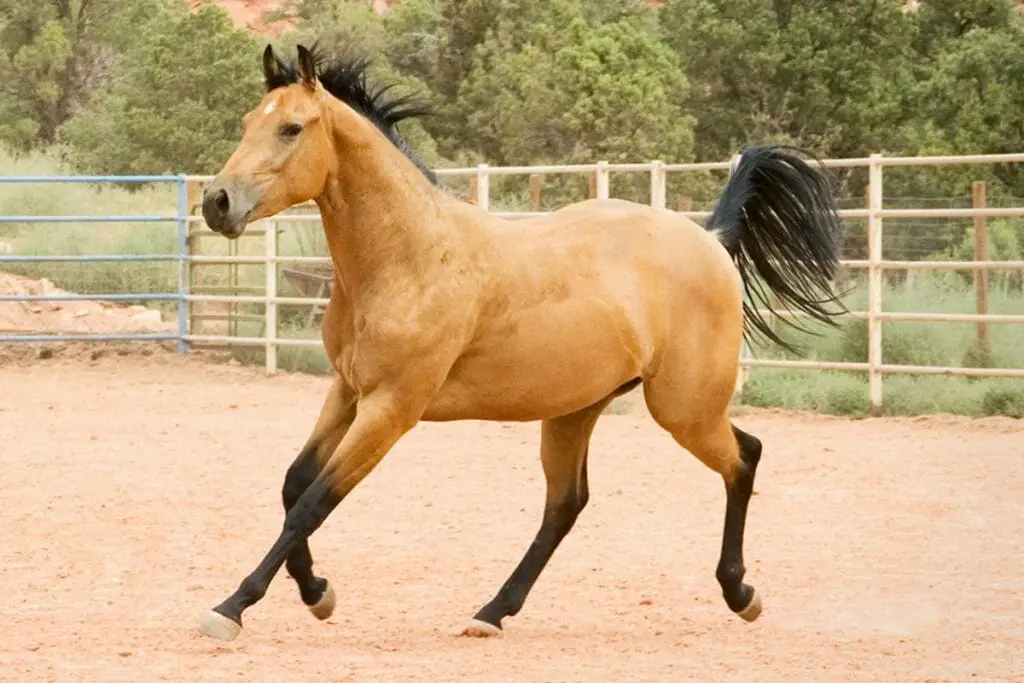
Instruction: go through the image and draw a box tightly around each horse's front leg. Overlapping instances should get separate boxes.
[198,390,422,641]
[281,379,356,620]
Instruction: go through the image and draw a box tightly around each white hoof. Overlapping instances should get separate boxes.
[461,618,502,638]
[737,589,762,622]
[309,581,336,621]
[198,610,242,641]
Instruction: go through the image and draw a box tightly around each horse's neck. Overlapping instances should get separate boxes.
[316,102,446,299]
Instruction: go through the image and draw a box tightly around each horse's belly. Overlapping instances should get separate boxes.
[421,303,645,422]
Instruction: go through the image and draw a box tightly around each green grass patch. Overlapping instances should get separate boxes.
[740,370,871,417]
[0,148,180,312]
[739,270,1024,418]
[741,369,1024,418]
[226,318,333,375]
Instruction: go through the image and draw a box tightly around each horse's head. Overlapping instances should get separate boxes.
[202,44,334,239]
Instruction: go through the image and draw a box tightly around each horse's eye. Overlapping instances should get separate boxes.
[279,122,303,138]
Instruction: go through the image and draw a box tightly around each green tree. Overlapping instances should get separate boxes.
[452,14,693,205]
[661,0,917,165]
[459,18,691,165]
[270,0,444,168]
[272,0,389,54]
[381,0,662,157]
[0,0,168,151]
[379,0,445,86]
[282,0,693,201]
[904,10,1024,191]
[60,3,264,176]
[910,0,1016,58]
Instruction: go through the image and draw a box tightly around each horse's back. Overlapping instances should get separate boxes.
[506,198,742,310]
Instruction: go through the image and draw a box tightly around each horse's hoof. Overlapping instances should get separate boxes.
[461,618,502,638]
[309,581,336,621]
[198,610,242,641]
[736,588,762,622]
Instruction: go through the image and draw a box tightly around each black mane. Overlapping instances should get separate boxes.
[266,43,439,186]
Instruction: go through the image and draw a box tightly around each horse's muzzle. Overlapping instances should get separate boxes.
[202,182,256,239]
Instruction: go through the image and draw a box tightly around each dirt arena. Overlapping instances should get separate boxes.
[1,352,1021,682]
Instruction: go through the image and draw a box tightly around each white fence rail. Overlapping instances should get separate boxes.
[184,152,1024,414]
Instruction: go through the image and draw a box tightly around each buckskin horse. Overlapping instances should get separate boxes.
[196,43,844,642]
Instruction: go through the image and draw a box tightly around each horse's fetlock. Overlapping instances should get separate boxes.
[240,576,267,602]
[716,562,745,588]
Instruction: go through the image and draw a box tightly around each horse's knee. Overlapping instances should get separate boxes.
[548,491,587,537]
[538,490,585,543]
[576,484,589,514]
[282,443,319,509]
[576,454,591,512]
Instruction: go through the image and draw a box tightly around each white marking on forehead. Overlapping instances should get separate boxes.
[263,98,278,116]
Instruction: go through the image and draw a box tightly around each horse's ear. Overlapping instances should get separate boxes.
[296,44,317,90]
[262,44,281,87]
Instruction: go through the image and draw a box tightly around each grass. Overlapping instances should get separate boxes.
[740,271,1024,418]
[0,148,181,313]
[2,149,1021,418]
[228,319,334,374]
[741,371,1024,418]
[0,149,326,316]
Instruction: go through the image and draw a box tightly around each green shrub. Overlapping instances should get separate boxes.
[981,383,1024,418]
[740,370,1023,419]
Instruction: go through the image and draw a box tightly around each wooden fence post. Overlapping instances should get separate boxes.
[475,164,490,211]
[529,173,541,211]
[264,219,278,374]
[186,179,202,336]
[867,154,884,415]
[595,161,610,200]
[650,160,666,209]
[728,154,753,396]
[972,181,991,362]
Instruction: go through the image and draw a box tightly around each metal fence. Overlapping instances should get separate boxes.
[0,174,189,351]
[2,153,1023,414]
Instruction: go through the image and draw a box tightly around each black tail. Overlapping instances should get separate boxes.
[706,144,846,353]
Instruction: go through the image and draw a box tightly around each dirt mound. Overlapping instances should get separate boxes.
[0,271,177,337]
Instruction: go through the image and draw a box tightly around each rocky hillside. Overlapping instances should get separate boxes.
[193,0,396,35]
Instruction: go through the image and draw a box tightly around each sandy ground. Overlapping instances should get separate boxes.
[0,353,1022,682]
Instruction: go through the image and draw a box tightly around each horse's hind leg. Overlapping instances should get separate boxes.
[462,393,618,637]
[717,424,762,620]
[651,403,764,622]
[281,380,355,620]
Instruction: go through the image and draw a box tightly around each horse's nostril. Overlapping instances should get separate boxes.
[202,186,233,233]
[214,189,230,214]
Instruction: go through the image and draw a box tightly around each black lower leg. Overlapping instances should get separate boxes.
[473,492,584,629]
[716,426,762,616]
[213,473,342,626]
[281,444,329,606]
